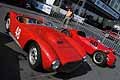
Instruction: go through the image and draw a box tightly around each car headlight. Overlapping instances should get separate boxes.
[52,59,60,70]
[83,56,87,62]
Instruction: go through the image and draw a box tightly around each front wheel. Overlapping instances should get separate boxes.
[28,42,42,71]
[92,51,107,66]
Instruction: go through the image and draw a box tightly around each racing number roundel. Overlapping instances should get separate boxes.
[15,26,21,39]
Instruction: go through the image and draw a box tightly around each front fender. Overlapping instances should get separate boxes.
[37,38,59,70]
[106,52,116,67]
[23,33,59,70]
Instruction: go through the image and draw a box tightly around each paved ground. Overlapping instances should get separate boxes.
[0,2,120,80]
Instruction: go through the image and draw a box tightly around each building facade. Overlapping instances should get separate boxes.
[109,0,120,14]
[42,0,120,29]
[84,0,120,29]
[59,0,120,29]
[109,0,120,25]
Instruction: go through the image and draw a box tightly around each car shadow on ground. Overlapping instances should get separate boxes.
[53,62,92,80]
[0,32,27,80]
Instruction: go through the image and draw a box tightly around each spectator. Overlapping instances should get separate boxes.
[63,8,74,27]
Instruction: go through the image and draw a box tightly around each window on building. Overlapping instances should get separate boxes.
[72,0,83,6]
[37,0,46,3]
[109,0,115,7]
[102,0,111,4]
[114,4,118,9]
[119,8,120,12]
[117,0,120,4]
[98,17,103,23]
[53,0,60,6]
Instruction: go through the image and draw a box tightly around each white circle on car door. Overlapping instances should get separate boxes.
[15,26,21,39]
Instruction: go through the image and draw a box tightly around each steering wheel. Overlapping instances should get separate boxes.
[61,29,71,37]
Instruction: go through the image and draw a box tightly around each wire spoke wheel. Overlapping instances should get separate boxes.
[93,51,107,66]
[29,47,38,65]
[28,42,42,71]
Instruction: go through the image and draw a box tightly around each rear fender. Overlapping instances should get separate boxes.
[37,40,58,70]
[64,36,86,58]
[70,30,95,55]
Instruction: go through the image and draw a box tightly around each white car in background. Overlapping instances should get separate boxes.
[113,24,120,31]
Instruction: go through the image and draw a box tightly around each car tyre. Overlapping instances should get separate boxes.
[92,51,107,66]
[5,17,10,32]
[28,42,43,71]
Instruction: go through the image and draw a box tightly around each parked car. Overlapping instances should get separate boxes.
[59,28,116,67]
[113,24,120,31]
[5,11,87,73]
[102,30,120,41]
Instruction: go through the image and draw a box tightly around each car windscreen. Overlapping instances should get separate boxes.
[17,16,61,28]
[17,16,43,25]
[44,19,61,28]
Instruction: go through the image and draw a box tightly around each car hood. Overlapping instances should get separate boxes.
[27,25,85,64]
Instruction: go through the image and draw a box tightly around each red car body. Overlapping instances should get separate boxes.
[60,28,116,67]
[5,11,86,73]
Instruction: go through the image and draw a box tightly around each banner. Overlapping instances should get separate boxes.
[95,0,119,19]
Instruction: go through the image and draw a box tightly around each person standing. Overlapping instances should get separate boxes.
[63,8,74,27]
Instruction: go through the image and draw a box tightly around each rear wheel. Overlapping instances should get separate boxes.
[28,42,43,71]
[92,51,107,66]
[5,18,10,32]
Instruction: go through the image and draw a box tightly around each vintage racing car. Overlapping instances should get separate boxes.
[5,11,87,73]
[59,28,116,67]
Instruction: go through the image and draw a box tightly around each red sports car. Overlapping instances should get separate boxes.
[60,28,116,67]
[5,11,86,73]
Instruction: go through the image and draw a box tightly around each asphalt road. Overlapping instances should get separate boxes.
[0,2,120,80]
